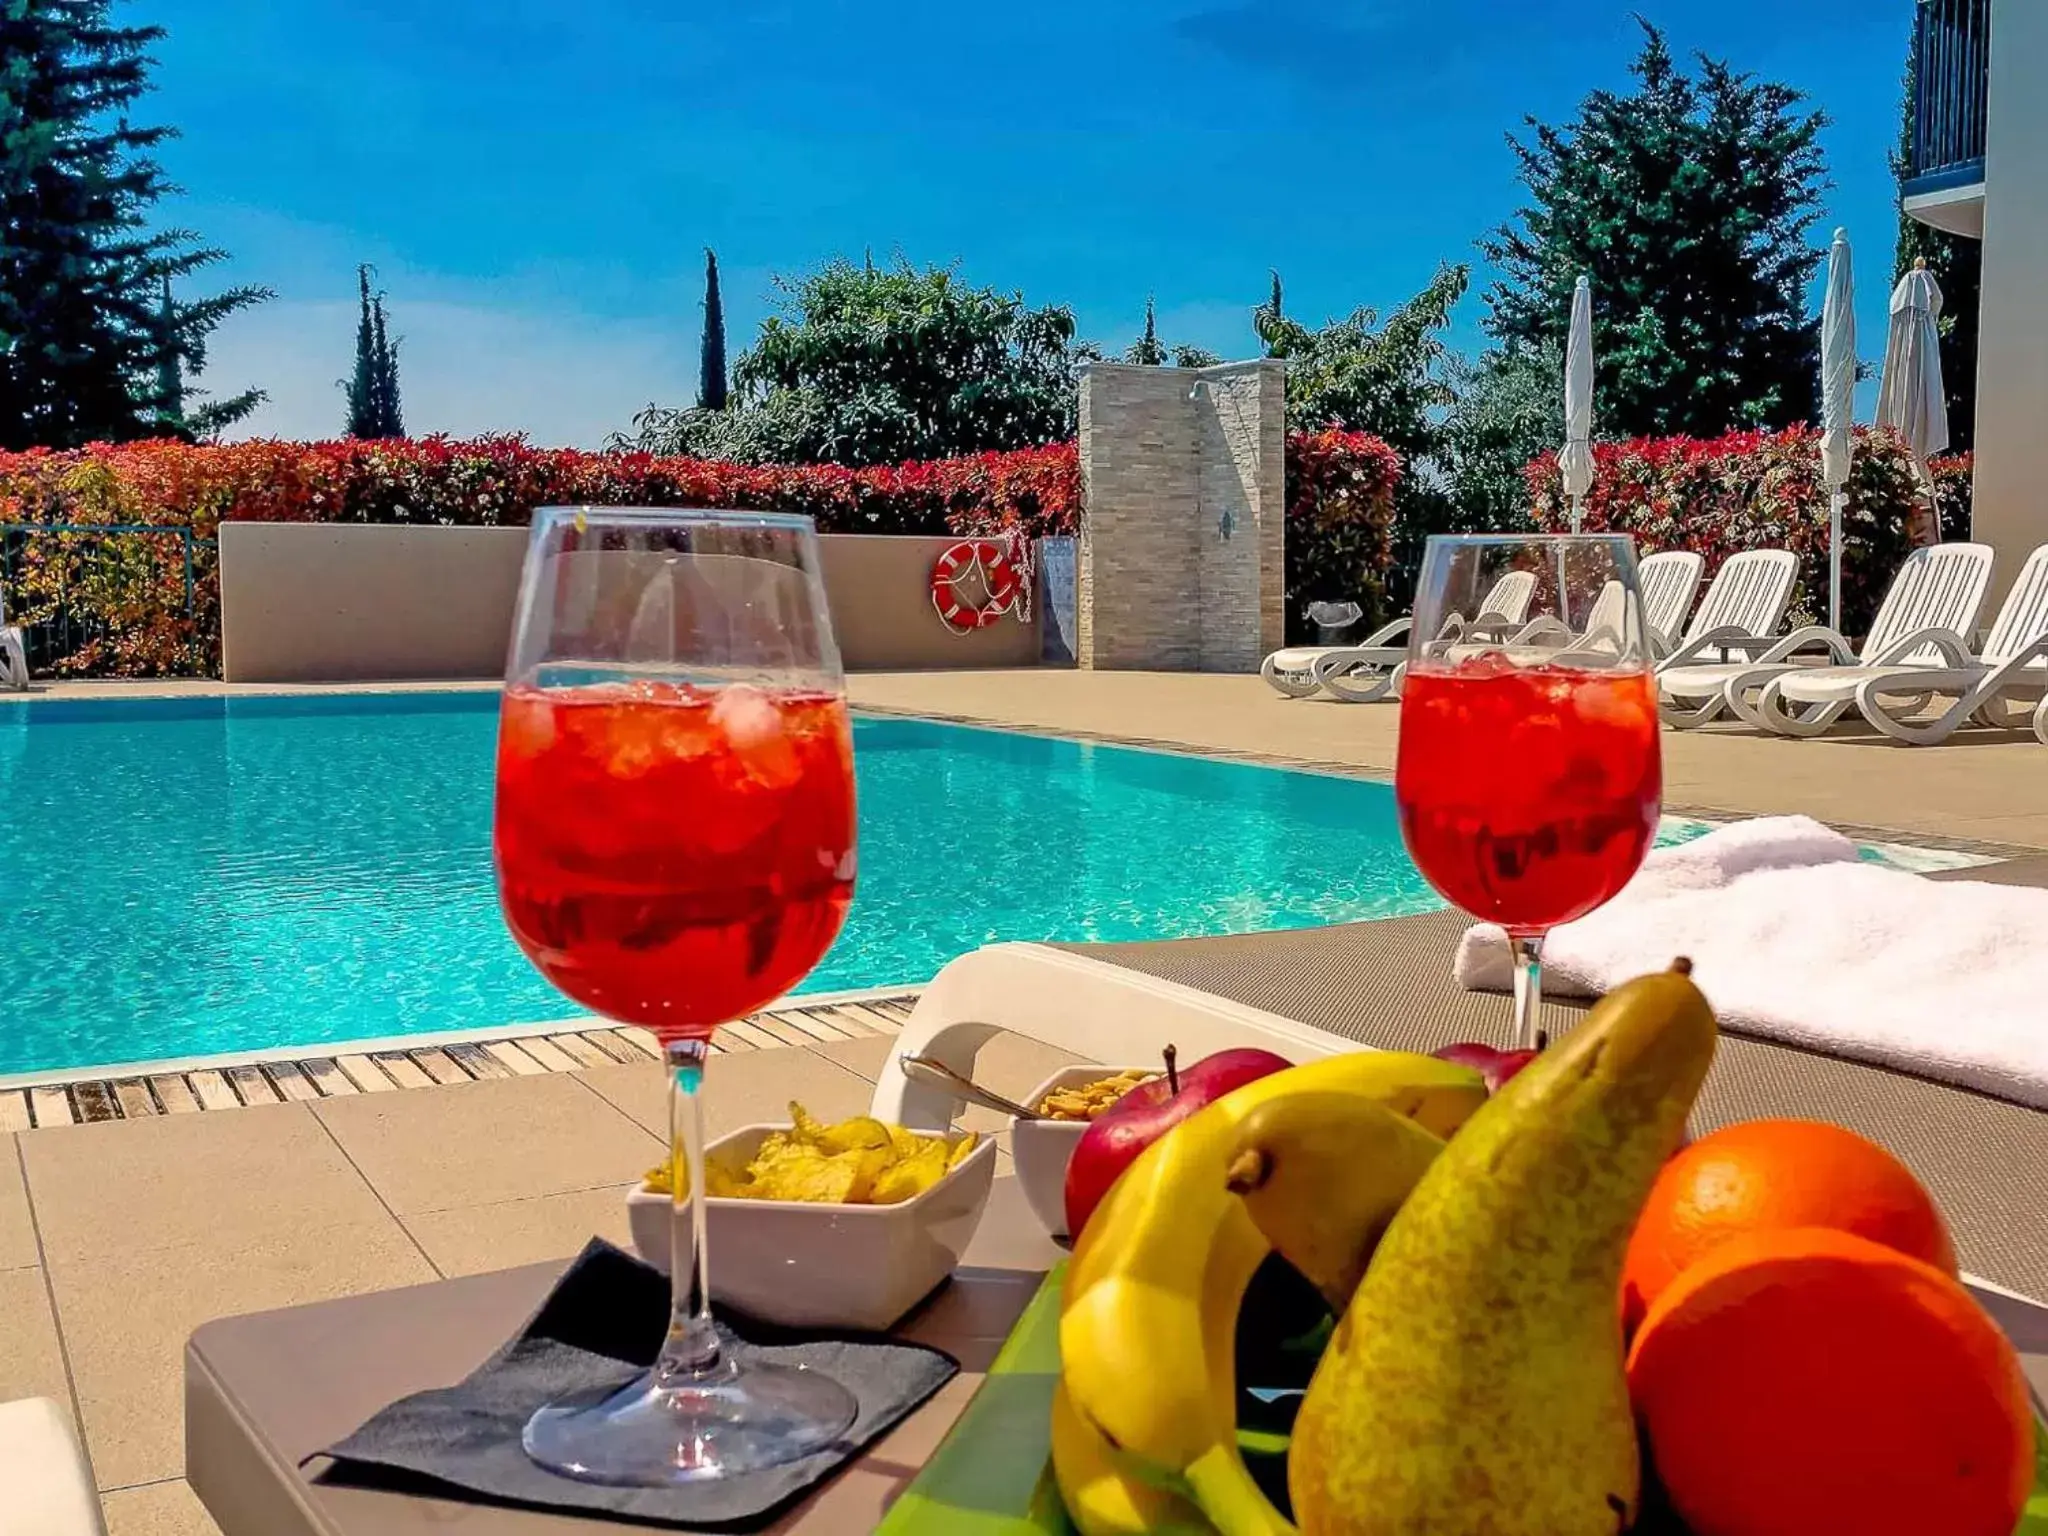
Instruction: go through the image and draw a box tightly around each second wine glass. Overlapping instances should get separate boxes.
[1394,534,1662,1051]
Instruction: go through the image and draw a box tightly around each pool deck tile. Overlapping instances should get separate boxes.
[20,1103,391,1266]
[310,1071,661,1216]
[100,1478,221,1536]
[574,1043,881,1141]
[400,1184,639,1279]
[47,1217,436,1490]
[0,1135,40,1271]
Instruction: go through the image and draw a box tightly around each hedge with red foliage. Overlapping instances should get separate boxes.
[1284,430,1405,643]
[0,437,1085,676]
[1525,426,1974,636]
[0,429,1404,676]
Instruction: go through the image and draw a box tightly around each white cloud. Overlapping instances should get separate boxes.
[198,295,698,449]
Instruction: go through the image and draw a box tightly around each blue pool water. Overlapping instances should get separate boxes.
[0,692,1704,1077]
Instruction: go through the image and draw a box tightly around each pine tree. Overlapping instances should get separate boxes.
[153,277,183,425]
[1482,20,1828,437]
[0,0,268,449]
[698,248,728,410]
[1892,17,1979,451]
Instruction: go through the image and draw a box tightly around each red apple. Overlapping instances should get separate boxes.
[1432,1042,1540,1095]
[1063,1046,1292,1240]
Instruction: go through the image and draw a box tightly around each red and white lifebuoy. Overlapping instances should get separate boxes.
[930,539,1022,633]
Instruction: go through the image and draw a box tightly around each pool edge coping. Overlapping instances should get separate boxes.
[0,981,928,1094]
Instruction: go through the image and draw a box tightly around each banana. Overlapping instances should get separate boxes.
[1057,1051,1487,1536]
[1051,1380,1215,1536]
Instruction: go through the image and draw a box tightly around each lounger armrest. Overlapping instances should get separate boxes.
[1977,634,2048,688]
[0,1398,107,1535]
[1754,625,1858,665]
[868,944,1349,1128]
[1358,615,1413,648]
[1869,625,1976,667]
[1658,626,1777,670]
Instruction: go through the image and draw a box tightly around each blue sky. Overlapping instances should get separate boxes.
[148,0,1917,447]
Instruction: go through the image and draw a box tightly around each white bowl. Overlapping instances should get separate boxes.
[625,1121,996,1332]
[1010,1065,1156,1241]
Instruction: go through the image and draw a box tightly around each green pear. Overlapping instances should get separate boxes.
[1290,961,1717,1536]
[1225,1091,1463,1314]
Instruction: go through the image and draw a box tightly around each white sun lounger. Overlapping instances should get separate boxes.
[1308,569,1538,704]
[0,587,27,692]
[1748,543,2048,744]
[0,1397,106,1535]
[1661,544,1993,732]
[1508,550,1704,659]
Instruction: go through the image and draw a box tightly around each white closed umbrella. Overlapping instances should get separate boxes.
[1819,229,1857,633]
[1877,258,1950,513]
[1559,275,1595,533]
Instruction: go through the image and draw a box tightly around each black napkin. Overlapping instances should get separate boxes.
[313,1239,959,1529]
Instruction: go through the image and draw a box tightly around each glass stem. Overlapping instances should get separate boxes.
[657,1037,723,1390]
[1509,931,1547,1052]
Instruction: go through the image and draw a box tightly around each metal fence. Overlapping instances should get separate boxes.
[1909,0,1991,189]
[0,523,213,675]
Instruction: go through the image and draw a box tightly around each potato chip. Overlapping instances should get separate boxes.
[819,1115,893,1155]
[871,1142,949,1205]
[639,1100,972,1205]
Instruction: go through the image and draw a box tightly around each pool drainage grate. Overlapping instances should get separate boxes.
[0,995,919,1130]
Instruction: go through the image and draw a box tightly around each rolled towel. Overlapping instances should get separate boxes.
[1456,816,2048,1108]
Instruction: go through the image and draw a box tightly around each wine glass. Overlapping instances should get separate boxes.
[493,507,859,1484]
[1394,534,1661,1052]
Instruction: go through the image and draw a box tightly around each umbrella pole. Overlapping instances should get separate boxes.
[1828,491,1844,634]
[1570,495,1583,535]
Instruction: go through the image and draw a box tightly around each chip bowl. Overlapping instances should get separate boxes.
[1010,1064,1157,1241]
[625,1120,996,1331]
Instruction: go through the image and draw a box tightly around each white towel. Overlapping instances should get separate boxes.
[1455,816,2048,1109]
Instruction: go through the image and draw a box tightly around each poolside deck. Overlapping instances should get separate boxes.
[848,669,2048,853]
[8,667,2045,1533]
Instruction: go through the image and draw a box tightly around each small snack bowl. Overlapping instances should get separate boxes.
[1011,1065,1158,1241]
[626,1121,996,1332]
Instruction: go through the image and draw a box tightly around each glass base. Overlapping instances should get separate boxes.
[523,1359,859,1485]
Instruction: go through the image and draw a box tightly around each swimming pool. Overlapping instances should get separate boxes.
[0,692,1941,1079]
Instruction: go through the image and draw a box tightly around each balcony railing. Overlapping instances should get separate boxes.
[1908,0,1990,193]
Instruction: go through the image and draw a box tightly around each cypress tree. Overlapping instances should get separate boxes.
[343,266,379,437]
[699,248,728,410]
[342,265,403,438]
[0,0,267,448]
[1124,296,1168,366]
[371,290,403,437]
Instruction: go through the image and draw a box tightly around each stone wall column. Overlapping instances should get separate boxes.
[1076,359,1286,671]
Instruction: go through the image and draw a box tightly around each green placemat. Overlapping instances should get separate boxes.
[874,1258,2048,1536]
[873,1263,1074,1536]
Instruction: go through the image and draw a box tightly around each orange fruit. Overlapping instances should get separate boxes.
[1628,1226,2033,1536]
[1621,1118,1955,1331]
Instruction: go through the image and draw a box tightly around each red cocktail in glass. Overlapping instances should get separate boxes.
[1394,534,1662,1049]
[1396,662,1659,931]
[495,507,862,1487]
[495,682,855,1038]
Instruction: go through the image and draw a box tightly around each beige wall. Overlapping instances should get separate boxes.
[1075,360,1286,671]
[219,523,1040,683]
[1972,0,2048,599]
